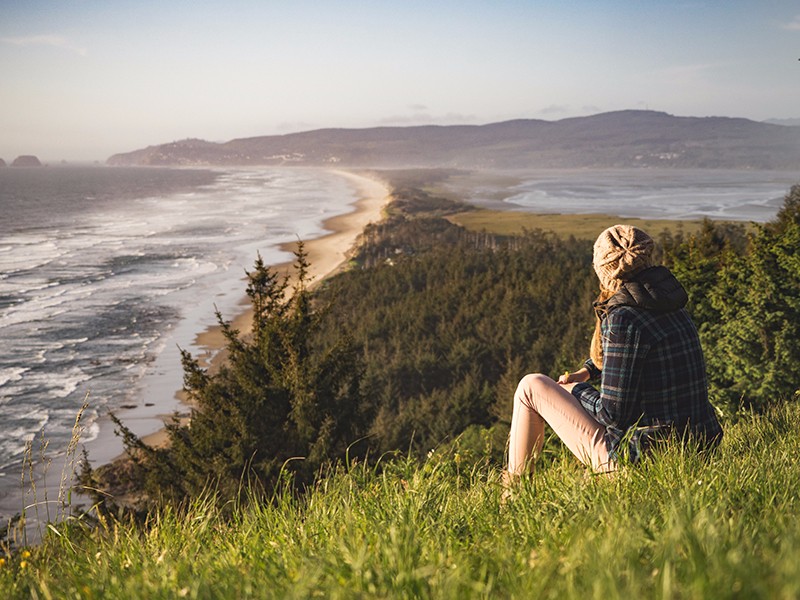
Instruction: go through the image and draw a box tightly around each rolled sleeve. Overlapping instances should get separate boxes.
[583,357,602,380]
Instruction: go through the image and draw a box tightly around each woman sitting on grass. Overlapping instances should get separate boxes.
[506,224,723,479]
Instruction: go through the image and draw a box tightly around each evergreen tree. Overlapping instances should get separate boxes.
[665,186,800,413]
[704,190,800,411]
[663,219,747,325]
[110,244,367,506]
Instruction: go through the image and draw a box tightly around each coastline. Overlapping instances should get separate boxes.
[189,170,389,366]
[134,169,391,451]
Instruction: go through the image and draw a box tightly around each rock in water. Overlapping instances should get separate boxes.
[11,155,43,167]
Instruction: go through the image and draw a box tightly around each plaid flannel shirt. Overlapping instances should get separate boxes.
[571,305,723,462]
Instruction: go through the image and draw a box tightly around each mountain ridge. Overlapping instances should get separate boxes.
[107,110,800,170]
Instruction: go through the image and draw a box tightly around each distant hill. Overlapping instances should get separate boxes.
[108,110,800,170]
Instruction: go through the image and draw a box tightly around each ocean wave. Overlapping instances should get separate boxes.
[0,166,382,499]
[5,366,91,400]
[81,420,100,444]
[0,238,69,273]
[0,366,29,388]
[0,293,72,327]
[0,278,60,296]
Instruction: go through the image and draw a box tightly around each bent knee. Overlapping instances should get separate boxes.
[516,373,552,396]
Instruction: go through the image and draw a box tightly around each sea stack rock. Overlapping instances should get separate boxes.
[0,158,6,167]
[11,155,43,167]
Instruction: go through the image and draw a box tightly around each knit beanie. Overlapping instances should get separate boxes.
[592,225,655,291]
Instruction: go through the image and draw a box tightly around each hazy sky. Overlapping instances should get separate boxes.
[2,0,799,161]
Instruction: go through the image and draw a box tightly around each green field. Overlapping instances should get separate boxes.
[3,402,800,598]
[447,209,715,239]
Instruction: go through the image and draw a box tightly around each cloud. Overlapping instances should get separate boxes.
[0,34,87,56]
[781,15,800,30]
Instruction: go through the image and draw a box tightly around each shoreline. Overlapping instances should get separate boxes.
[190,170,389,367]
[133,169,391,451]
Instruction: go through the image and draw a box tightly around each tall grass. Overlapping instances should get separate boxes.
[2,402,799,599]
[4,397,90,549]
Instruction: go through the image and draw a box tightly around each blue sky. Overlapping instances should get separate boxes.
[1,0,799,161]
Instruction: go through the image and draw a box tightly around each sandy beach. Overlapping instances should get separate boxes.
[136,169,391,449]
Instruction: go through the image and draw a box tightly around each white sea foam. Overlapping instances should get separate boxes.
[0,367,28,388]
[0,279,60,296]
[82,420,100,444]
[8,367,91,400]
[0,238,69,272]
[0,291,72,327]
[0,166,368,509]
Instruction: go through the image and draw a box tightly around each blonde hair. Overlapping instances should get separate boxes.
[589,288,616,370]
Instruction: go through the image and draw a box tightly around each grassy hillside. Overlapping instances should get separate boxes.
[2,402,799,598]
[3,176,796,598]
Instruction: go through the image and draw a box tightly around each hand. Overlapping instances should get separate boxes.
[558,367,590,385]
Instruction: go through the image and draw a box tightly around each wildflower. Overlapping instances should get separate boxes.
[21,550,31,559]
[20,560,28,569]
[528,549,539,568]
[0,557,6,568]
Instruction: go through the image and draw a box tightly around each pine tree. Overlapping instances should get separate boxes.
[705,195,800,412]
[665,186,800,414]
[109,244,367,506]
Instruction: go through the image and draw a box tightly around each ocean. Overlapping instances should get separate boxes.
[0,166,366,521]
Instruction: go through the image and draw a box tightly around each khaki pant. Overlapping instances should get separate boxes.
[507,374,615,474]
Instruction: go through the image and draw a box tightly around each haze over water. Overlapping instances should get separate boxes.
[454,169,800,223]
